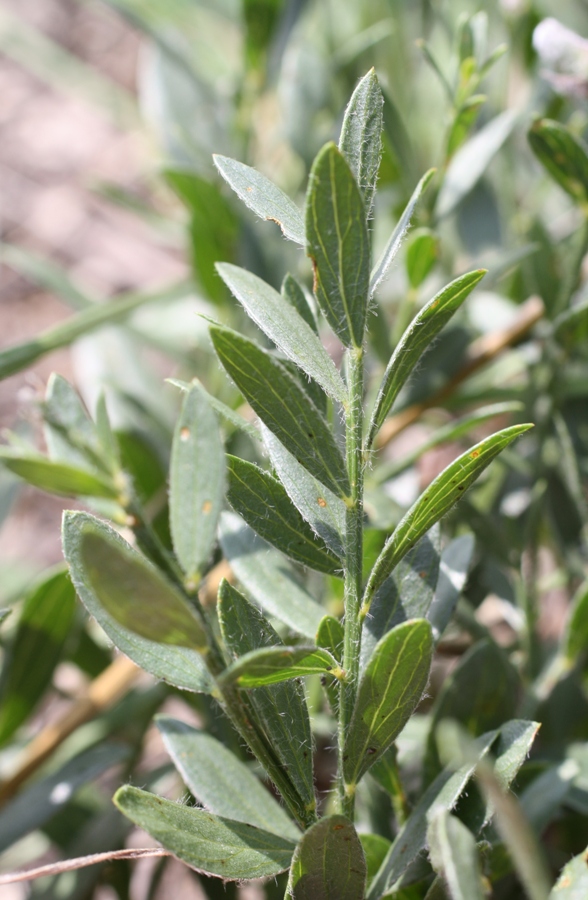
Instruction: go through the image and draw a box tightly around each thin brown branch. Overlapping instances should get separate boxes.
[374,295,544,450]
[0,848,170,885]
[0,655,139,807]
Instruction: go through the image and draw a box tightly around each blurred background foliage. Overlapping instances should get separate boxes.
[2,0,588,897]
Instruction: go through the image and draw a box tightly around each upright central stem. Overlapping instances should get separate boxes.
[338,346,364,820]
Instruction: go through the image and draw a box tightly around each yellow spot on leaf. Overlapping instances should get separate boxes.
[317,497,327,508]
[180,427,190,441]
[202,500,212,515]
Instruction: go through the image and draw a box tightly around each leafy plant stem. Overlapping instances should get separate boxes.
[338,347,365,819]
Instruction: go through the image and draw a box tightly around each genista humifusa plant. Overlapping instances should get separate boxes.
[7,71,548,898]
[56,71,539,898]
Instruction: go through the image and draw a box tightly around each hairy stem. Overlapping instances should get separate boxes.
[338,347,365,819]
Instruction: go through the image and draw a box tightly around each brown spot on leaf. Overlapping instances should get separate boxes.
[246,186,253,192]
[317,497,327,508]
[332,824,346,831]
[180,427,190,441]
[310,256,318,294]
[470,449,480,458]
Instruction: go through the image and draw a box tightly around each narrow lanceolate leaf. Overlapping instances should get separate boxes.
[220,645,342,688]
[436,110,518,219]
[428,534,475,641]
[218,580,315,815]
[0,568,76,746]
[170,384,225,583]
[43,373,101,470]
[168,377,259,439]
[344,619,433,787]
[210,325,349,498]
[0,450,118,499]
[213,154,305,244]
[282,273,318,334]
[156,718,300,840]
[427,811,486,900]
[367,730,498,899]
[227,456,341,576]
[339,68,384,217]
[549,844,588,898]
[529,119,588,205]
[363,425,532,608]
[263,426,345,557]
[306,142,370,348]
[217,264,345,403]
[286,815,367,900]
[62,512,214,694]
[114,787,296,880]
[360,527,440,673]
[219,513,324,638]
[370,168,435,296]
[367,270,486,448]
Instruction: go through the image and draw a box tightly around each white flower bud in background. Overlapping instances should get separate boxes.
[533,17,588,99]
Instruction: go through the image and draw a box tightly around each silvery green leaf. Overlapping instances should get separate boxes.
[306,142,370,348]
[427,811,486,900]
[344,619,433,787]
[428,534,475,641]
[548,843,588,898]
[156,717,300,840]
[370,168,435,295]
[219,644,341,687]
[114,786,296,880]
[262,425,345,558]
[219,512,325,639]
[213,154,305,244]
[218,580,315,815]
[436,110,518,219]
[367,270,485,449]
[339,68,384,217]
[62,512,213,693]
[286,815,366,900]
[210,325,350,498]
[282,273,318,334]
[170,383,225,583]
[217,264,345,403]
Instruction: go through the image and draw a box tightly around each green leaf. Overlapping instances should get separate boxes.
[169,384,225,583]
[428,534,475,641]
[339,68,384,217]
[2,243,94,310]
[210,325,349,498]
[363,425,532,606]
[370,169,435,296]
[406,228,440,289]
[0,568,76,746]
[0,609,10,627]
[263,425,345,558]
[427,811,486,900]
[156,717,300,840]
[446,95,486,160]
[316,614,344,713]
[436,110,517,219]
[367,270,486,448]
[114,786,295,880]
[425,641,519,783]
[43,374,102,471]
[226,456,341,575]
[220,645,342,687]
[0,450,119,499]
[563,579,588,664]
[360,834,392,888]
[344,619,433,787]
[282,273,318,334]
[62,512,213,693]
[529,119,588,206]
[360,527,440,673]
[286,815,366,900]
[305,142,370,348]
[0,280,190,381]
[219,513,324,638]
[168,377,259,439]
[549,844,588,898]
[0,742,130,853]
[165,168,237,304]
[218,580,315,814]
[217,264,346,404]
[213,154,305,244]
[367,730,498,899]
